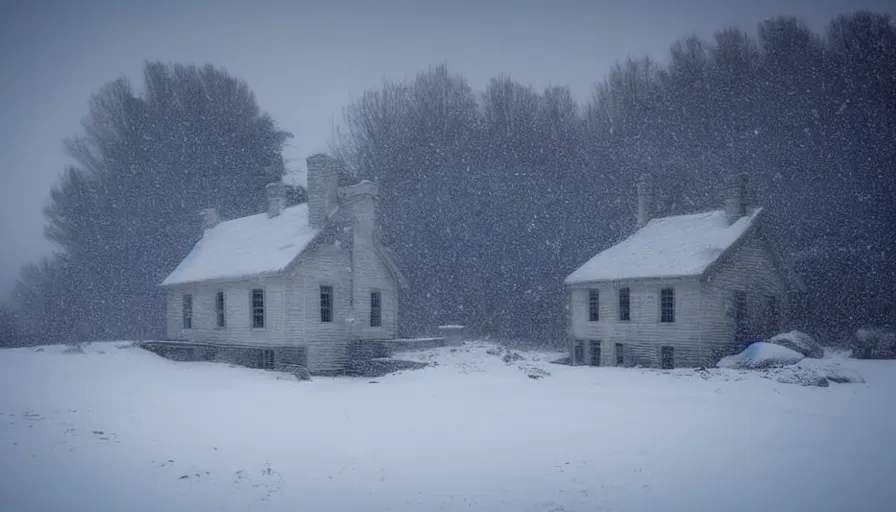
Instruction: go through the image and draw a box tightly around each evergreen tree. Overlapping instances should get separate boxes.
[15,62,290,343]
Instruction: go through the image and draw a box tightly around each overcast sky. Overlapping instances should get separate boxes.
[0,0,890,296]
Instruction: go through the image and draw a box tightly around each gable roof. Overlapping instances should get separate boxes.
[373,239,410,290]
[564,208,763,285]
[160,204,320,287]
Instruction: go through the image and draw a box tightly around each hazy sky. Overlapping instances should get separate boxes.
[0,0,890,295]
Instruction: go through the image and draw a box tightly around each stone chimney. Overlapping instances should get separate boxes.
[724,173,748,225]
[266,182,286,218]
[201,208,218,230]
[340,180,378,241]
[306,154,340,228]
[636,174,654,229]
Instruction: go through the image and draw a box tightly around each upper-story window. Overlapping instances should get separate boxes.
[588,290,600,321]
[251,288,265,328]
[660,287,675,323]
[618,287,630,321]
[370,291,382,327]
[320,285,333,323]
[182,294,193,329]
[215,291,226,328]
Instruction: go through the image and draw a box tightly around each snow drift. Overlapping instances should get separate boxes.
[767,330,823,359]
[1,341,893,512]
[718,342,804,369]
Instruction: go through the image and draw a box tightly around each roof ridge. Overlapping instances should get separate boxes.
[564,208,762,285]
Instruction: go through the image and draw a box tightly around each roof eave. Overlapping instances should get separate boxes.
[373,239,410,290]
[565,274,701,287]
[699,208,765,284]
[158,269,287,289]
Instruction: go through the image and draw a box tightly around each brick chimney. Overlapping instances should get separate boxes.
[201,208,218,230]
[306,154,340,228]
[266,182,286,218]
[724,173,748,225]
[340,180,378,241]
[636,174,654,229]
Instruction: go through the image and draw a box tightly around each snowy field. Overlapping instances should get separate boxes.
[1,342,894,512]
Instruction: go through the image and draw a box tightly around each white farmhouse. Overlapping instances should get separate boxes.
[564,175,802,369]
[159,154,407,374]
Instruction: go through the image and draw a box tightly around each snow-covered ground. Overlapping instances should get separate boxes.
[1,342,894,512]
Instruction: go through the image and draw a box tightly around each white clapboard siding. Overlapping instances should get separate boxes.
[570,279,708,367]
[351,238,399,340]
[568,228,791,368]
[700,229,789,347]
[161,165,406,374]
[287,240,352,372]
[164,278,286,346]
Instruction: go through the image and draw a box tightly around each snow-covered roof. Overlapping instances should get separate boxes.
[564,208,762,285]
[161,204,319,286]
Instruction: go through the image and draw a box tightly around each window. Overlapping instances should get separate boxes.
[588,290,600,321]
[320,285,333,323]
[215,291,226,328]
[182,294,193,329]
[370,291,382,327]
[660,288,675,323]
[661,346,674,369]
[766,295,779,334]
[618,288,630,321]
[615,343,624,366]
[574,340,584,365]
[260,349,275,370]
[734,290,747,339]
[251,289,265,329]
[589,341,601,366]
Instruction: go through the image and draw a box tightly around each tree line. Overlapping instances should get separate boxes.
[334,11,895,343]
[2,62,291,345]
[1,11,893,347]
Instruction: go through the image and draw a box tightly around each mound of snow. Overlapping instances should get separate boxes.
[768,366,830,387]
[852,327,896,359]
[798,359,866,384]
[824,365,866,384]
[767,330,823,359]
[718,342,804,369]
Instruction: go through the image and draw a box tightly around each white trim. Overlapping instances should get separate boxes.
[369,288,383,329]
[250,287,266,330]
[319,283,334,323]
[182,293,194,330]
[658,286,676,324]
[215,291,227,329]
[588,288,600,322]
[617,286,631,322]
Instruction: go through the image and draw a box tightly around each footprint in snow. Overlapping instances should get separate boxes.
[91,430,118,442]
[232,464,284,501]
[177,472,210,483]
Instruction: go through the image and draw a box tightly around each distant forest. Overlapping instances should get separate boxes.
[1,11,893,348]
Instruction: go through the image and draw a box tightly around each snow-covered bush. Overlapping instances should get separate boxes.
[767,330,823,359]
[292,366,312,381]
[62,342,86,354]
[502,351,524,363]
[823,365,865,384]
[770,366,830,387]
[851,328,896,359]
[718,342,804,369]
